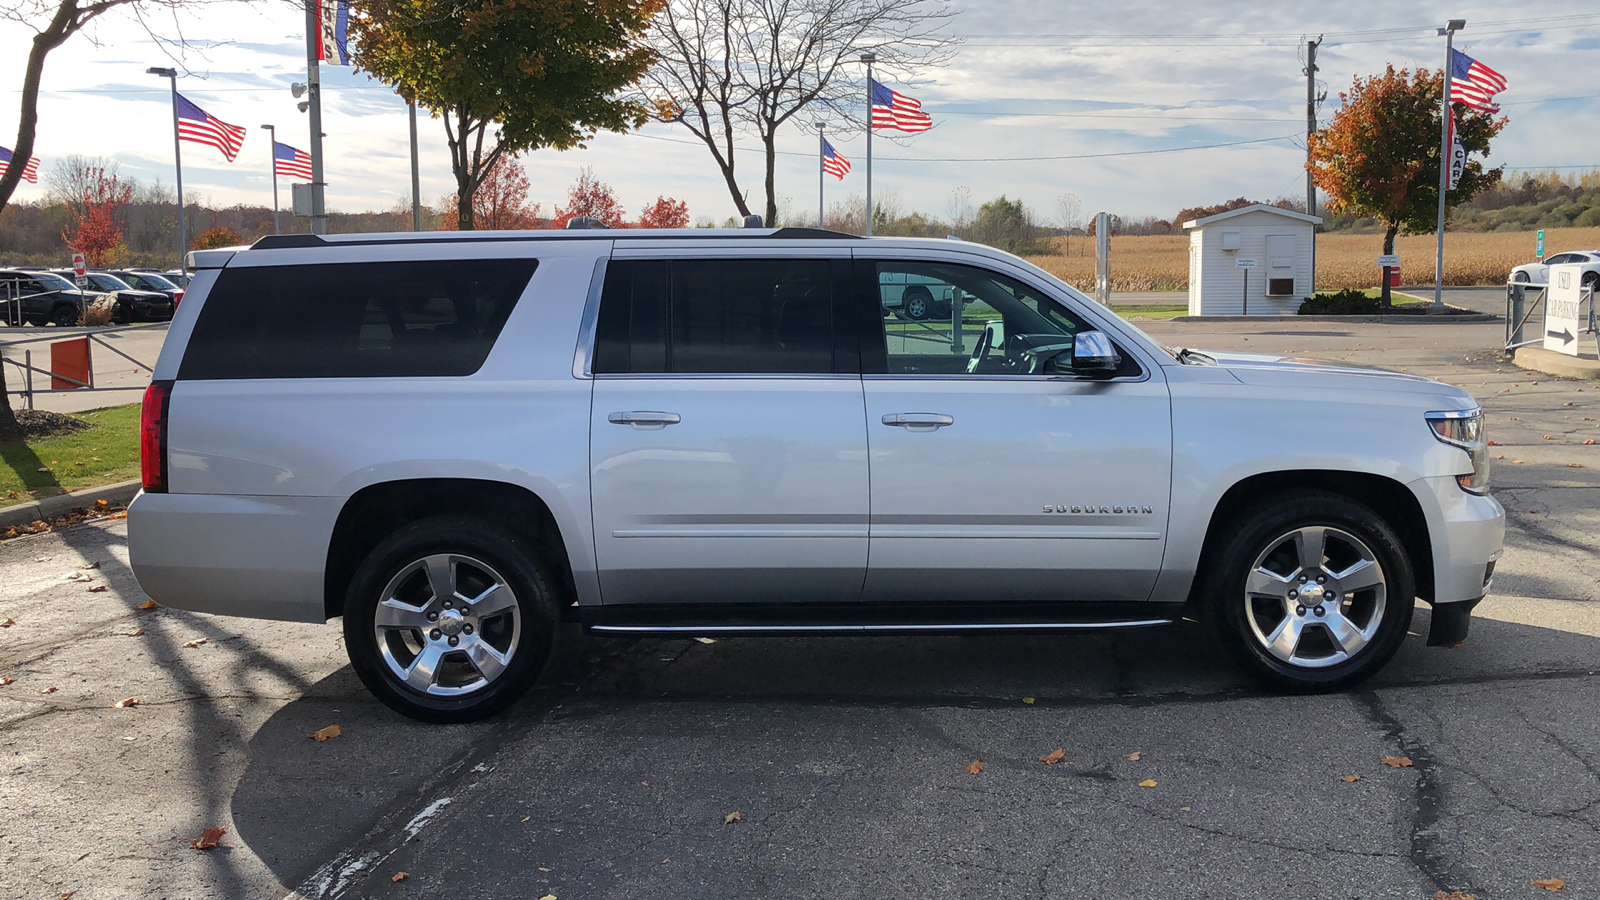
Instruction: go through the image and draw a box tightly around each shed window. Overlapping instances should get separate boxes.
[1268,278,1295,297]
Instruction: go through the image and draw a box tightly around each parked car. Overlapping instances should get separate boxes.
[49,270,173,323]
[109,269,186,308]
[1509,251,1600,287]
[161,269,192,289]
[129,228,1505,722]
[0,269,93,326]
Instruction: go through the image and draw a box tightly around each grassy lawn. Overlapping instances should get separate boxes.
[1112,304,1188,320]
[0,404,141,502]
[1356,287,1428,304]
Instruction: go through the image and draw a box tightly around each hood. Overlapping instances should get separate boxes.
[1201,350,1476,404]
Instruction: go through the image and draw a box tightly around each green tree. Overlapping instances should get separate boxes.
[351,0,660,230]
[970,195,1043,255]
[1309,65,1506,258]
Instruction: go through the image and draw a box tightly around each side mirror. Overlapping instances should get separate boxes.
[1070,330,1121,374]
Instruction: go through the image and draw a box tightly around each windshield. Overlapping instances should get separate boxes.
[89,274,132,290]
[135,272,178,290]
[34,272,76,290]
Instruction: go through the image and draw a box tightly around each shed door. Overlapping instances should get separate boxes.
[1266,233,1297,297]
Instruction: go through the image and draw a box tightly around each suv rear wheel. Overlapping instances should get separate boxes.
[50,304,80,327]
[1203,491,1414,692]
[343,514,558,722]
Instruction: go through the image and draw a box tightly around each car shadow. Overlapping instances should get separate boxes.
[230,602,1600,894]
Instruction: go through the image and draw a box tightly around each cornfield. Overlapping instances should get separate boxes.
[1028,227,1600,293]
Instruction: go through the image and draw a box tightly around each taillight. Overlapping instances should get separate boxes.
[172,289,184,309]
[140,380,172,493]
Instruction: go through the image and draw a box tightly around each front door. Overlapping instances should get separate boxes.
[857,257,1173,605]
[589,255,868,607]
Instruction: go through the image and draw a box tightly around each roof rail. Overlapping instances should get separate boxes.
[252,234,327,250]
[767,227,859,239]
[243,227,861,251]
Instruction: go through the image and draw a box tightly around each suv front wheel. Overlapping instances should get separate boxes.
[343,515,558,722]
[1204,491,1414,692]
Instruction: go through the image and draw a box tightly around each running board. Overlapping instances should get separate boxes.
[581,600,1184,636]
[590,619,1173,636]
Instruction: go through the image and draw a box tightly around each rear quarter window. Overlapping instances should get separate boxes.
[178,259,536,379]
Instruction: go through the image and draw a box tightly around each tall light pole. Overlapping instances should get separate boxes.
[1304,35,1321,297]
[302,0,328,235]
[408,100,422,231]
[147,67,184,263]
[1433,18,1465,313]
[260,123,280,234]
[816,121,826,228]
[861,52,875,237]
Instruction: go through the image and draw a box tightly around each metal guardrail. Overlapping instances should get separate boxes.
[0,324,160,409]
[1505,281,1598,355]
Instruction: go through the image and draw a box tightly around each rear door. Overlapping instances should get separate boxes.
[587,253,869,608]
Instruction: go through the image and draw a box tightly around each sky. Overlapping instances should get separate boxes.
[2,0,1597,227]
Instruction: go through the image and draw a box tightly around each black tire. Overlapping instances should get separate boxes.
[902,286,932,320]
[1583,271,1598,289]
[1202,491,1414,692]
[50,304,80,327]
[342,514,559,722]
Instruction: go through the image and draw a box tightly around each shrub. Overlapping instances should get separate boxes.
[1298,289,1380,315]
[81,294,117,327]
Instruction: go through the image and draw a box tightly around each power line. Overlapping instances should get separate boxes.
[935,109,1301,122]
[625,129,1299,162]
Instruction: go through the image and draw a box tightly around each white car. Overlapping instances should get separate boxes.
[1510,251,1600,287]
[128,227,1505,721]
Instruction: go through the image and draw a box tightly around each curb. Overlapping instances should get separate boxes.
[1512,346,1600,380]
[0,479,141,529]
[1169,314,1500,324]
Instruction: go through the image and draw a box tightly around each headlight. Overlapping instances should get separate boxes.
[1426,410,1489,494]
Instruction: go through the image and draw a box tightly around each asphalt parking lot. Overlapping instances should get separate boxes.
[2,315,1598,899]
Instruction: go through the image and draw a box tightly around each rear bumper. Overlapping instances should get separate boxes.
[1409,474,1505,606]
[127,490,339,623]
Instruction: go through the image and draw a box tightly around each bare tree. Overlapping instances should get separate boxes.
[45,154,118,216]
[643,0,958,226]
[943,184,972,238]
[1054,191,1080,256]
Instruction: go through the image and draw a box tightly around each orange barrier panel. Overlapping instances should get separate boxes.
[51,336,90,390]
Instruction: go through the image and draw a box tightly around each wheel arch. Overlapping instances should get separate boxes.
[1190,469,1435,606]
[324,478,578,621]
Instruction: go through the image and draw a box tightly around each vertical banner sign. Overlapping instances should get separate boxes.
[1446,110,1466,192]
[319,0,350,65]
[1536,229,1545,260]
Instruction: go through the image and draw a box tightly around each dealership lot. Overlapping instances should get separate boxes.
[1,316,1597,899]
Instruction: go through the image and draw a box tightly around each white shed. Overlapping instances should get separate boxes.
[1184,204,1322,315]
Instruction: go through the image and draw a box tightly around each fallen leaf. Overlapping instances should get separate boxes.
[1529,510,1541,514]
[1381,755,1414,768]
[1568,463,1585,468]
[1545,434,1556,440]
[693,636,716,644]
[539,895,557,900]
[1039,748,1067,765]
[538,866,551,872]
[37,467,51,473]
[1564,401,1574,407]
[1532,879,1566,892]
[523,817,533,823]
[1585,439,1598,445]
[1508,416,1520,421]
[1124,751,1142,761]
[137,600,157,610]
[190,826,226,850]
[39,686,57,695]
[963,760,984,775]
[1432,891,1475,900]
[112,697,139,709]
[108,512,127,520]
[0,617,14,628]
[80,561,100,570]
[1021,697,1035,704]
[1513,459,1525,465]
[391,872,409,883]
[309,724,343,742]
[723,811,741,824]
[1138,779,1158,788]
[1341,774,1361,783]
[1487,440,1498,445]
[182,639,207,648]
[1179,806,1191,812]
[59,892,77,900]
[0,676,13,686]
[95,498,108,507]
[124,627,144,636]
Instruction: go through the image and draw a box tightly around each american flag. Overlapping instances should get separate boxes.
[0,146,40,183]
[870,79,933,133]
[273,141,314,180]
[822,139,850,179]
[176,93,247,161]
[1449,49,1507,113]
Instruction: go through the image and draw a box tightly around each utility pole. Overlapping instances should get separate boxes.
[303,0,328,235]
[408,100,422,231]
[261,123,281,234]
[1305,35,1321,295]
[861,52,875,237]
[816,122,825,228]
[1433,19,1465,313]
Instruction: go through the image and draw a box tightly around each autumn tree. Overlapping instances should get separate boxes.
[637,195,689,228]
[351,0,660,231]
[60,164,131,265]
[191,224,244,250]
[1309,65,1506,259]
[551,168,626,228]
[437,156,542,230]
[643,0,958,226]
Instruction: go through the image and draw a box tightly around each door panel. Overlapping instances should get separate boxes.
[591,378,869,605]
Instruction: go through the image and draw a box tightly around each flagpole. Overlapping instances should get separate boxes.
[147,67,185,263]
[816,122,825,228]
[861,52,874,238]
[261,124,280,234]
[1433,19,1463,313]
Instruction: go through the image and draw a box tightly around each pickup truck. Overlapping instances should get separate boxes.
[128,228,1504,721]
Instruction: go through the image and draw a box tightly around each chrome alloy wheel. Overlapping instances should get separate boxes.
[373,553,522,696]
[1242,526,1387,669]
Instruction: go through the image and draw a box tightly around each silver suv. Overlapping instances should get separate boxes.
[129,229,1505,721]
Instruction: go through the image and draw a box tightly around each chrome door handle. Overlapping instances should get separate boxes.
[608,411,682,429]
[881,413,954,431]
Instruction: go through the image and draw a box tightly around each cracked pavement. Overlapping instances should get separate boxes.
[2,317,1598,899]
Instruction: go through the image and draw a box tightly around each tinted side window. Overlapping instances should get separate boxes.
[179,259,536,379]
[594,258,840,375]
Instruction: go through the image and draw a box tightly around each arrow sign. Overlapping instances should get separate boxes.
[1547,327,1575,346]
